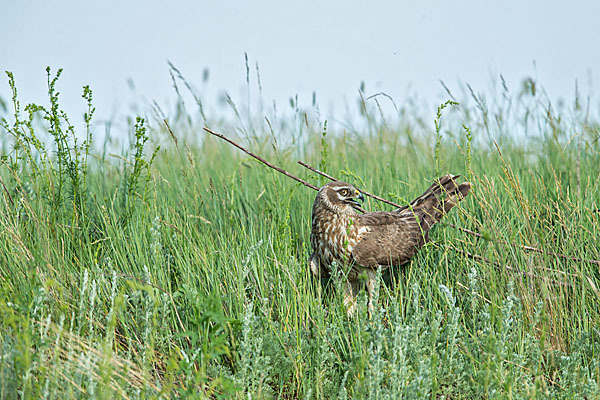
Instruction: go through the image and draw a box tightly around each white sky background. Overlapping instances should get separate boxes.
[1,0,598,133]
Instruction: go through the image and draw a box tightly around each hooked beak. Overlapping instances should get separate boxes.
[348,190,365,209]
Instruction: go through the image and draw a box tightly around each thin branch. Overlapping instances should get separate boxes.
[521,243,600,266]
[203,127,319,191]
[298,161,404,209]
[449,246,571,288]
[446,223,599,266]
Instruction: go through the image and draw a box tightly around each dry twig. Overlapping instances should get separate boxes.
[298,161,404,210]
[447,224,600,266]
[449,246,571,288]
[203,127,319,191]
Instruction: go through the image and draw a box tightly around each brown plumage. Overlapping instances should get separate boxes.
[309,175,471,315]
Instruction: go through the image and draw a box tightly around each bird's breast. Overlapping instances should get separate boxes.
[311,209,369,268]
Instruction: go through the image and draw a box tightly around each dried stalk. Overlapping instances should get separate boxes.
[449,246,571,288]
[448,224,600,267]
[163,119,179,148]
[0,175,14,206]
[298,161,404,209]
[203,127,319,191]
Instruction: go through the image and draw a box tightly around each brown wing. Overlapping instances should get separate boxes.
[351,175,470,268]
[351,211,426,268]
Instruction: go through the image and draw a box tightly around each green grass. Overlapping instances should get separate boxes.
[1,68,600,399]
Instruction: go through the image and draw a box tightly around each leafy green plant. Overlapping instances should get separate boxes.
[1,68,93,227]
[121,117,160,225]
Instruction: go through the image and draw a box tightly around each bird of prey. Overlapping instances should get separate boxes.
[309,175,471,315]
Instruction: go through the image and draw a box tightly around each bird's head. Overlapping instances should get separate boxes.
[316,181,365,214]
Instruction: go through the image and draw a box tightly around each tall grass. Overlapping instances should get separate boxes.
[0,67,599,398]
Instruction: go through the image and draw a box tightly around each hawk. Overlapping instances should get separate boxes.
[309,175,471,315]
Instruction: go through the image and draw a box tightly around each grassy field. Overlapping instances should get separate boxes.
[1,68,600,399]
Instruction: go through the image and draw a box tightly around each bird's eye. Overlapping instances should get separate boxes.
[340,189,349,196]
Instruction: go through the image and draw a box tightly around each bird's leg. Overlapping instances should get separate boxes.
[365,269,377,318]
[343,279,360,316]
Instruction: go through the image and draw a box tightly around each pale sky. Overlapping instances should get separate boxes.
[1,0,598,129]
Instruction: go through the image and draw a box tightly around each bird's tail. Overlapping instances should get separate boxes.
[397,175,471,234]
